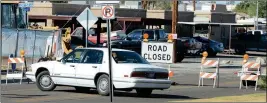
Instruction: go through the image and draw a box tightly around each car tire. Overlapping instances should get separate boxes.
[235,45,246,55]
[136,89,153,97]
[176,53,184,62]
[97,74,110,96]
[36,71,56,91]
[74,86,91,93]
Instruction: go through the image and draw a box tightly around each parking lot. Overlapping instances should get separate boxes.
[1,53,266,103]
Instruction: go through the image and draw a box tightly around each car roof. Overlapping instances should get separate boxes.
[76,48,134,52]
[134,29,164,31]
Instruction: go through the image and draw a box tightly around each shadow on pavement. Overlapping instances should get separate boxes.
[2,94,49,98]
[1,79,32,84]
[181,61,201,63]
[172,83,210,87]
[54,89,197,99]
[185,56,243,59]
[114,91,198,99]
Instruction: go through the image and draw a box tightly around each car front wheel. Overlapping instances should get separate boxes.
[136,89,153,97]
[97,74,110,96]
[36,71,56,91]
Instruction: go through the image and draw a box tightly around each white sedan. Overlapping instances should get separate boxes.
[26,48,171,97]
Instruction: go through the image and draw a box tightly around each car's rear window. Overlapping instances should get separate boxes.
[112,51,149,64]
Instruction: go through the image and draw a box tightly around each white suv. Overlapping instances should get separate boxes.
[26,48,171,97]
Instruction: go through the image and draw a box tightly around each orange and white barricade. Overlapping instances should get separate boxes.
[239,62,261,91]
[198,58,220,88]
[6,57,25,84]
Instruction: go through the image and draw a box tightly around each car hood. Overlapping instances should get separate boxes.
[116,64,168,73]
[31,61,57,70]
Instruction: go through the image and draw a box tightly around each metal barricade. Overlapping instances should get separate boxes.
[6,57,25,84]
[198,58,220,88]
[239,62,261,91]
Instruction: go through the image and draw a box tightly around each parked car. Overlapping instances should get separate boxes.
[103,29,187,62]
[25,48,171,97]
[178,37,203,55]
[231,33,267,54]
[193,36,224,56]
[88,30,127,44]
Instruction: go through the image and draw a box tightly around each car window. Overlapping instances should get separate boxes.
[143,30,154,40]
[64,49,85,63]
[117,32,127,39]
[128,30,142,40]
[112,51,149,64]
[158,30,165,39]
[254,31,261,35]
[261,35,267,41]
[82,49,103,64]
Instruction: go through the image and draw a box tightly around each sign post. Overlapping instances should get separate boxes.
[102,5,115,102]
[77,7,98,48]
[0,1,2,102]
[18,1,33,28]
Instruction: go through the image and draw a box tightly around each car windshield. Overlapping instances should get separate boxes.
[112,51,149,64]
[194,37,209,43]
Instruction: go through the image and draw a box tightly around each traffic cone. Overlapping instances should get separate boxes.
[168,65,174,78]
[168,65,177,85]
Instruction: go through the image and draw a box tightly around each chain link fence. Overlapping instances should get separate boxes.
[1,28,61,70]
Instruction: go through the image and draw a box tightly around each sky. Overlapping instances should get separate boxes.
[183,1,242,5]
[216,1,241,4]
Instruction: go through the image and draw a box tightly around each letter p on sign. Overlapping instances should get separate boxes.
[102,5,115,19]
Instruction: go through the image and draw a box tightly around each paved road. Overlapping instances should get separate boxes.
[1,54,266,103]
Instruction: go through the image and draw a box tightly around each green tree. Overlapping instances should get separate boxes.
[153,1,182,10]
[234,0,267,18]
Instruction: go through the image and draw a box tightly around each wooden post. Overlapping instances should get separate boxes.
[172,0,178,63]
[172,0,177,34]
[193,0,196,11]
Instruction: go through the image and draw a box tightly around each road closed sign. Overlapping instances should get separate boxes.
[141,42,174,63]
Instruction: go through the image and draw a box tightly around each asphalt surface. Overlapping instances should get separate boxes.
[1,53,266,103]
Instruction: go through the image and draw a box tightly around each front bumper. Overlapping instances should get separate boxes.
[113,78,172,89]
[25,72,36,82]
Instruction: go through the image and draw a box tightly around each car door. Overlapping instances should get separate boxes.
[52,49,86,86]
[75,49,104,87]
[259,35,267,51]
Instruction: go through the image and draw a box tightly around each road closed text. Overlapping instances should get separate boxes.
[141,42,174,63]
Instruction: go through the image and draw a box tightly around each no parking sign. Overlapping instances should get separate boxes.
[101,5,115,19]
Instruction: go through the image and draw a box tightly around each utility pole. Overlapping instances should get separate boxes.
[172,0,178,63]
[172,0,178,34]
[193,0,196,11]
[142,0,147,9]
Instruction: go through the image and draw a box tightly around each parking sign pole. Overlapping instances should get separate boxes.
[0,1,2,102]
[107,19,113,102]
[86,9,89,48]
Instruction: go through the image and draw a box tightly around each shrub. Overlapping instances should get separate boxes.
[259,75,267,90]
